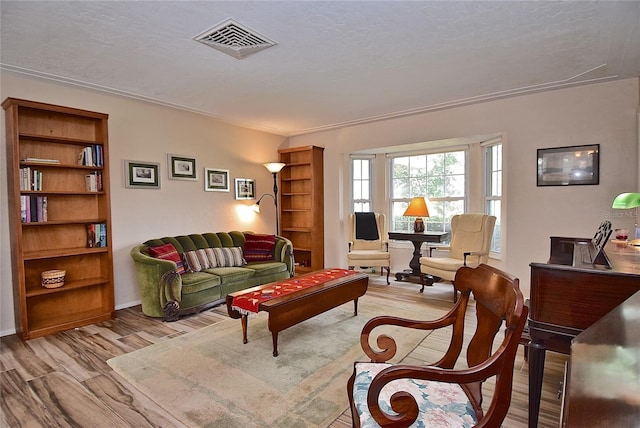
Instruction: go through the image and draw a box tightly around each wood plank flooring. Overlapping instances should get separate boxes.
[1,277,567,427]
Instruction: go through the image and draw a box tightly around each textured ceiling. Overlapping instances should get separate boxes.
[1,1,639,136]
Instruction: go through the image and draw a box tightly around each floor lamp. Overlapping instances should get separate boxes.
[252,162,285,234]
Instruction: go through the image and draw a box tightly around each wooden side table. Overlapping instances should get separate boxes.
[388,231,448,282]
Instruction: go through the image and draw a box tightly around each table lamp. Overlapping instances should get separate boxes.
[612,192,640,241]
[611,192,640,209]
[403,196,430,233]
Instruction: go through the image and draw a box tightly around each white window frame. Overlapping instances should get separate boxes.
[351,156,374,212]
[483,141,502,256]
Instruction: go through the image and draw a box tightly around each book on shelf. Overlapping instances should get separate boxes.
[20,167,29,191]
[33,169,42,191]
[78,145,103,167]
[22,157,60,164]
[41,197,48,222]
[20,195,27,223]
[97,223,107,247]
[95,145,103,167]
[20,195,47,223]
[86,223,107,248]
[36,197,44,222]
[21,167,44,191]
[85,171,103,192]
[86,173,97,192]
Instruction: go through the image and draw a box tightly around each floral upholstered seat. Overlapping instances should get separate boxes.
[352,362,477,427]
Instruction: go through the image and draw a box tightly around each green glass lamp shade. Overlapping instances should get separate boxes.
[611,193,640,209]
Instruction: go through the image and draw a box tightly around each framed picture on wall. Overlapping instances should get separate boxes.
[234,178,255,200]
[168,154,197,181]
[537,144,599,186]
[124,160,160,189]
[204,168,230,192]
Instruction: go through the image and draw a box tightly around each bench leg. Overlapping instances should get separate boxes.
[241,314,248,344]
[272,331,279,357]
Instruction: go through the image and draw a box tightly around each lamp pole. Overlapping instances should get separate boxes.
[271,172,280,235]
[263,162,286,235]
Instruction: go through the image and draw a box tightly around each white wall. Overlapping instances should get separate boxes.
[0,72,287,336]
[288,78,640,297]
[2,72,638,336]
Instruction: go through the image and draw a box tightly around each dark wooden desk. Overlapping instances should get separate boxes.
[563,290,640,427]
[528,240,640,428]
[388,231,448,282]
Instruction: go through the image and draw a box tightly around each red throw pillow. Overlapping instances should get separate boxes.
[244,234,276,262]
[148,243,186,274]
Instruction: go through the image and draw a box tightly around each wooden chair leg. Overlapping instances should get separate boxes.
[420,274,435,292]
[521,299,531,361]
[384,266,390,285]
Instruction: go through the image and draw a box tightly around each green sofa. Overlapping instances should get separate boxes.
[130,231,294,320]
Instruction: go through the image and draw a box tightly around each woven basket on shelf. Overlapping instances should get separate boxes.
[41,269,66,288]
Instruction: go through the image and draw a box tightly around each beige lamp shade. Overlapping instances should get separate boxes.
[263,162,286,173]
[404,197,430,232]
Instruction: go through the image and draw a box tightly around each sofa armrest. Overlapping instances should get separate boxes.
[275,236,295,277]
[130,245,184,317]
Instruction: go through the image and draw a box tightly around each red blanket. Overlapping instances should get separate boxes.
[231,268,356,314]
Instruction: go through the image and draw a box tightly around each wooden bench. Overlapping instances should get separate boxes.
[226,269,369,356]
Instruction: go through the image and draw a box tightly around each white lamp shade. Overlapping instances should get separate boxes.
[263,162,286,173]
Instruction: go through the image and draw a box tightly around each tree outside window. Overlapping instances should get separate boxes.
[391,151,466,234]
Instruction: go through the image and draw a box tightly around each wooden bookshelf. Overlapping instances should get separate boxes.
[3,98,115,340]
[278,146,324,274]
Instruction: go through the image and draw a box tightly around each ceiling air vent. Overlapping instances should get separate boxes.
[193,19,276,59]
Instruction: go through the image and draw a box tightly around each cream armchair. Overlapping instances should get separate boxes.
[419,213,496,301]
[348,212,391,284]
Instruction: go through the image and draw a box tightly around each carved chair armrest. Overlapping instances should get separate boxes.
[360,312,459,363]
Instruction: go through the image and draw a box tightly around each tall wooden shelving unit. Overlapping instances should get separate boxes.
[3,98,115,340]
[278,146,324,274]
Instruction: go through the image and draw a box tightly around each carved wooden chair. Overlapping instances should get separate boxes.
[347,264,527,427]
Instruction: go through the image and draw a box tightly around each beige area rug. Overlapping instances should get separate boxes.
[108,291,450,428]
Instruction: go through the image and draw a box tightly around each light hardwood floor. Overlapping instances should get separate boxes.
[1,277,567,427]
